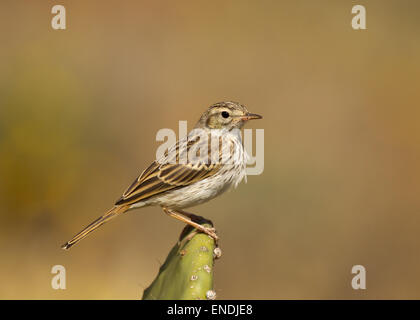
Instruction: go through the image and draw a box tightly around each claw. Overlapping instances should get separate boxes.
[204,227,219,242]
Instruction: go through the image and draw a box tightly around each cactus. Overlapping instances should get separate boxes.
[142,222,219,300]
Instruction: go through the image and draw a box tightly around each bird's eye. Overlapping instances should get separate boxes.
[221,111,230,118]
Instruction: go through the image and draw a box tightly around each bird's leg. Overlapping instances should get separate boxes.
[176,209,215,226]
[176,209,218,242]
[162,207,219,242]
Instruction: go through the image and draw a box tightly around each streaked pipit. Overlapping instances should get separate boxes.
[62,101,262,250]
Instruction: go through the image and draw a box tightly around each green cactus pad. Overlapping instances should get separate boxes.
[142,224,217,300]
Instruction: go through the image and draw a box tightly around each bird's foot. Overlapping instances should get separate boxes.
[202,226,219,242]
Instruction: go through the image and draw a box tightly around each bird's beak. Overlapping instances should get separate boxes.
[241,113,263,121]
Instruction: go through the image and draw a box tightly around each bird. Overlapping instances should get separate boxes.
[61,101,262,250]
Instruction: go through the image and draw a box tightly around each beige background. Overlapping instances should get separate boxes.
[0,1,419,299]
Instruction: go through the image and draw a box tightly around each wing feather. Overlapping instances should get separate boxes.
[115,134,223,206]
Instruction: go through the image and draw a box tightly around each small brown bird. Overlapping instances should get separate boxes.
[62,101,262,250]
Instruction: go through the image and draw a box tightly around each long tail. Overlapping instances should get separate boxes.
[61,206,128,250]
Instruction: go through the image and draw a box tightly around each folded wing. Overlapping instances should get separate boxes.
[115,134,226,206]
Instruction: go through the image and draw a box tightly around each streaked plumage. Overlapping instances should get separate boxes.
[62,101,262,250]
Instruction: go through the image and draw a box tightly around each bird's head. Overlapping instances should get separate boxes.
[195,101,262,130]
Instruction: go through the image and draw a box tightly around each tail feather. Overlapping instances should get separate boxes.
[61,206,128,250]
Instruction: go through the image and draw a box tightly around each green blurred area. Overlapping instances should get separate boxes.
[1,0,420,299]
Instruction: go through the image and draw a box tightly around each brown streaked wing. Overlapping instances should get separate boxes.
[114,135,223,206]
[119,161,160,198]
[114,162,221,206]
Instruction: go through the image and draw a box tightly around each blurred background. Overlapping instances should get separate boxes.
[0,0,419,299]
